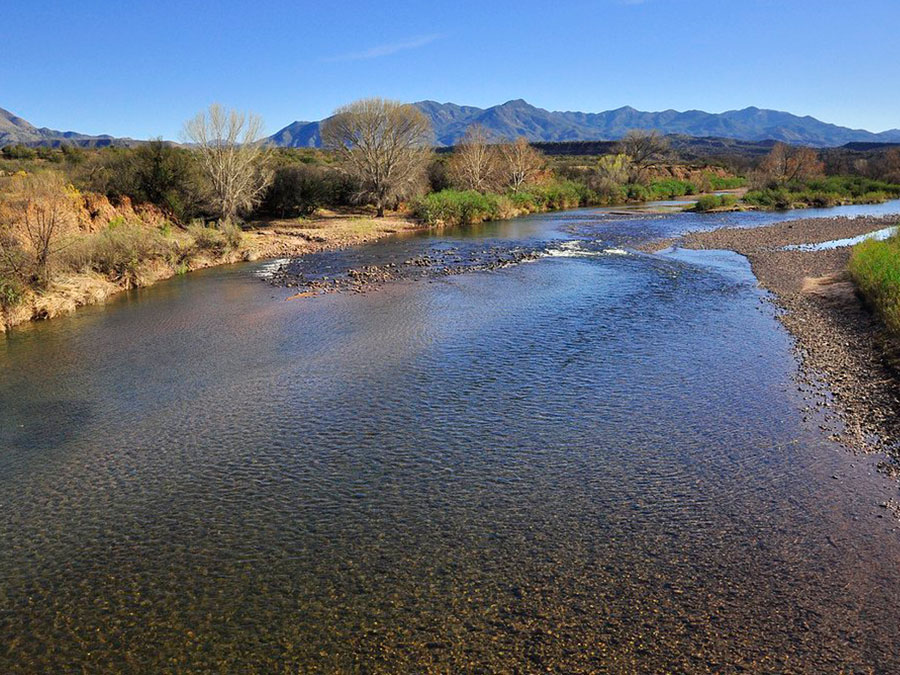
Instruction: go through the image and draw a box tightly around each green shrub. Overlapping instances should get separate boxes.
[693,194,738,212]
[261,164,332,217]
[853,191,889,204]
[707,174,747,190]
[743,188,793,209]
[509,191,538,210]
[81,140,203,222]
[850,232,900,335]
[745,175,900,210]
[590,178,627,204]
[413,180,591,226]
[0,276,25,311]
[624,184,650,201]
[527,180,587,210]
[413,190,501,226]
[649,179,696,199]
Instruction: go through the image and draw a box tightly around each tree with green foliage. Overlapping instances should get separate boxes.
[263,164,333,217]
[129,140,201,218]
[596,153,632,185]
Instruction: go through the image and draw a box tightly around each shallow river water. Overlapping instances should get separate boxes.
[2,202,900,672]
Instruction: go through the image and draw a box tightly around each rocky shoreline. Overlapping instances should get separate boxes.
[265,245,544,295]
[645,215,900,462]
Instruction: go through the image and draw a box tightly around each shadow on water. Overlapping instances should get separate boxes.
[1,201,900,671]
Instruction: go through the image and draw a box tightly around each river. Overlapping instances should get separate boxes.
[2,201,900,671]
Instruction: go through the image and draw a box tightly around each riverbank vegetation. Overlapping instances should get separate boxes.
[693,194,739,212]
[850,232,900,335]
[743,143,900,209]
[744,176,900,210]
[3,96,900,330]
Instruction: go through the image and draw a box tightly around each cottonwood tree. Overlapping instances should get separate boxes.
[757,142,824,185]
[596,153,633,185]
[448,124,500,192]
[182,104,271,220]
[872,148,900,183]
[617,129,670,183]
[321,98,433,217]
[591,152,633,200]
[497,137,544,193]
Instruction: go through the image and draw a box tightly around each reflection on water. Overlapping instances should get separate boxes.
[784,225,898,251]
[1,202,900,671]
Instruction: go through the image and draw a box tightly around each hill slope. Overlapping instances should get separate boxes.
[0,107,130,148]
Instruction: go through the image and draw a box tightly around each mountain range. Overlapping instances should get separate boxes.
[270,100,900,149]
[0,107,133,148]
[3,101,900,150]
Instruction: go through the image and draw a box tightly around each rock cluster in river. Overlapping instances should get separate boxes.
[265,246,543,295]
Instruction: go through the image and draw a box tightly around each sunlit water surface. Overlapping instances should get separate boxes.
[2,202,900,672]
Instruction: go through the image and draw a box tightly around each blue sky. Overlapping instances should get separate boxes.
[3,0,898,139]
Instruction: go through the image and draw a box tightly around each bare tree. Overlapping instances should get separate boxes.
[182,104,271,220]
[321,98,433,217]
[497,137,544,193]
[14,172,74,287]
[448,124,500,192]
[871,148,900,183]
[756,142,824,185]
[616,130,670,183]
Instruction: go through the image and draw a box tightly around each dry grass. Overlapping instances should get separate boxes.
[0,178,422,333]
[245,213,422,258]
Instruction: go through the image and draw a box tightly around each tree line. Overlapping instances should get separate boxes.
[4,97,900,228]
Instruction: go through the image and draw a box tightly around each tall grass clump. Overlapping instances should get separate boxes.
[849,231,900,335]
[0,277,25,313]
[63,222,173,285]
[188,219,243,254]
[742,188,794,210]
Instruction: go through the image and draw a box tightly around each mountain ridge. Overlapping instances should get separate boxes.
[2,102,899,150]
[272,99,900,149]
[0,107,133,148]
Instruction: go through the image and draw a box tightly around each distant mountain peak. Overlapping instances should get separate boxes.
[499,98,531,107]
[0,107,36,131]
[0,107,133,148]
